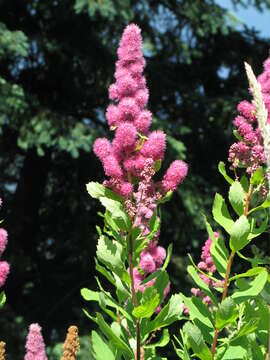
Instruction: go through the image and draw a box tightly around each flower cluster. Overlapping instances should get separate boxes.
[61,325,79,360]
[25,323,47,360]
[0,200,9,289]
[93,24,188,312]
[93,24,188,198]
[184,233,224,315]
[228,55,270,174]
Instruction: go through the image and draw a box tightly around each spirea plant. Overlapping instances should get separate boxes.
[83,24,270,360]
[82,24,188,360]
[174,59,270,359]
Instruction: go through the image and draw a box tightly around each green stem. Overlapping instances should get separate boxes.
[128,227,140,360]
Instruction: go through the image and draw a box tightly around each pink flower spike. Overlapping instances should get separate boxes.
[0,228,8,256]
[25,323,48,360]
[0,261,9,287]
[162,160,188,192]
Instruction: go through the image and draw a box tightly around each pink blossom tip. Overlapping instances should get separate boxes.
[162,160,188,192]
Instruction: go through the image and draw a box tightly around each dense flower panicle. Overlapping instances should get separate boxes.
[92,24,188,314]
[0,341,5,360]
[229,54,270,174]
[61,325,79,360]
[25,323,47,360]
[161,160,188,193]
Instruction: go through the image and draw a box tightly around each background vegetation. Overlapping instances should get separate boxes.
[0,0,269,357]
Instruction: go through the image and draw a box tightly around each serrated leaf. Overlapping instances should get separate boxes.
[92,331,114,360]
[99,197,129,230]
[229,215,250,251]
[183,322,211,360]
[216,297,238,330]
[142,294,183,338]
[229,181,245,216]
[133,287,160,318]
[218,161,234,185]
[97,235,126,280]
[212,193,234,234]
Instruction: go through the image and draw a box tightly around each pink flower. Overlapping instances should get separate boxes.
[113,122,137,151]
[162,160,188,192]
[93,138,112,161]
[134,110,152,133]
[0,228,8,256]
[0,261,9,287]
[106,104,120,127]
[141,130,166,160]
[102,155,122,178]
[150,245,166,268]
[25,323,47,360]
[139,251,156,274]
[118,97,140,122]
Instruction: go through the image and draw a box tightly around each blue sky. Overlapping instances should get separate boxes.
[217,0,270,37]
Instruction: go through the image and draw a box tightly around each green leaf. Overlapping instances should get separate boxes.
[232,270,268,303]
[154,159,162,172]
[232,318,259,342]
[229,215,250,251]
[92,331,114,360]
[212,193,234,234]
[248,213,268,241]
[216,297,238,330]
[181,295,214,344]
[96,313,133,357]
[86,182,123,202]
[229,181,245,216]
[144,329,170,348]
[133,287,160,318]
[240,175,249,193]
[86,182,106,199]
[218,161,234,185]
[142,294,183,338]
[187,266,218,305]
[99,197,129,230]
[0,291,6,309]
[229,267,266,281]
[96,235,127,280]
[251,166,264,185]
[162,244,173,271]
[157,190,173,205]
[183,322,211,360]
[203,215,229,278]
[248,196,270,215]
